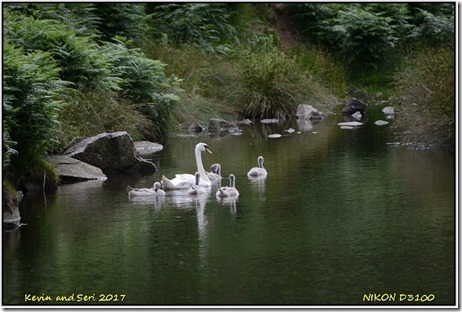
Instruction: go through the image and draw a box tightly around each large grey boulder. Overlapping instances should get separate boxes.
[62,131,156,176]
[134,141,164,158]
[296,104,323,120]
[3,191,21,229]
[46,156,107,183]
[208,118,238,132]
[188,122,205,133]
[342,98,368,115]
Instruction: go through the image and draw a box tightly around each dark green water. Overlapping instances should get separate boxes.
[3,113,455,306]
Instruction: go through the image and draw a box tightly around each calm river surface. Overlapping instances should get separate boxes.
[3,110,455,306]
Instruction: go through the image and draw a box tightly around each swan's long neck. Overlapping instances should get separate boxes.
[195,148,211,183]
[229,175,235,188]
[258,157,265,169]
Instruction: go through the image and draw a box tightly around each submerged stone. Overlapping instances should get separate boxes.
[338,121,363,127]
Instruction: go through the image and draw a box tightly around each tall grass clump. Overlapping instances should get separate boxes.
[292,44,347,96]
[55,90,151,147]
[392,47,454,149]
[236,42,338,120]
[238,50,300,119]
[141,42,241,126]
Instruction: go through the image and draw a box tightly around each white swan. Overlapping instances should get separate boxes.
[162,142,213,189]
[216,174,239,198]
[126,182,165,198]
[207,163,222,182]
[247,156,267,178]
[188,172,207,195]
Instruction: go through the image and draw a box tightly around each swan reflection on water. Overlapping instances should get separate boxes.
[127,192,166,209]
[216,197,238,214]
[248,174,266,201]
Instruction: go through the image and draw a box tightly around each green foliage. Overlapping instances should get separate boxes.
[147,4,236,55]
[3,42,69,180]
[238,50,303,119]
[3,4,183,184]
[3,8,119,91]
[141,43,242,125]
[93,3,147,43]
[4,3,101,37]
[392,47,454,148]
[332,7,399,66]
[407,7,454,48]
[292,45,347,95]
[55,90,151,146]
[103,38,182,139]
[284,3,454,70]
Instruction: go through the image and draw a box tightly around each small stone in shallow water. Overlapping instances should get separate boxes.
[261,118,279,124]
[268,134,282,139]
[238,119,253,125]
[382,106,395,115]
[374,120,389,126]
[338,121,362,127]
[351,111,362,121]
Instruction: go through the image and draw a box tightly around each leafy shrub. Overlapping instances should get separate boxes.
[147,3,236,55]
[325,7,399,67]
[4,3,101,37]
[284,3,453,69]
[3,8,119,91]
[407,7,454,48]
[103,38,182,139]
[3,42,69,181]
[392,47,454,148]
[93,3,147,43]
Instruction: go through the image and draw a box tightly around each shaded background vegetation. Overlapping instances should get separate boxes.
[2,3,455,189]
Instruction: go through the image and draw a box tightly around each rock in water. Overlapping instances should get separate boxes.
[342,98,368,115]
[46,156,107,183]
[295,104,323,120]
[374,120,389,126]
[134,141,164,158]
[337,121,363,127]
[62,131,156,176]
[3,191,21,229]
[208,118,238,132]
[382,106,395,115]
[351,111,362,121]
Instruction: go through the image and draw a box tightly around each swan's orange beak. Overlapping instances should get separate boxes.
[205,147,212,154]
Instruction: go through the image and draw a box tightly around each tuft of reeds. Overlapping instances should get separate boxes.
[54,90,152,148]
[392,47,454,149]
[238,50,301,120]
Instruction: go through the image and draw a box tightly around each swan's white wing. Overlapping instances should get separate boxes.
[175,174,196,184]
[247,167,268,178]
[129,189,158,197]
[174,174,211,187]
[162,175,192,189]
